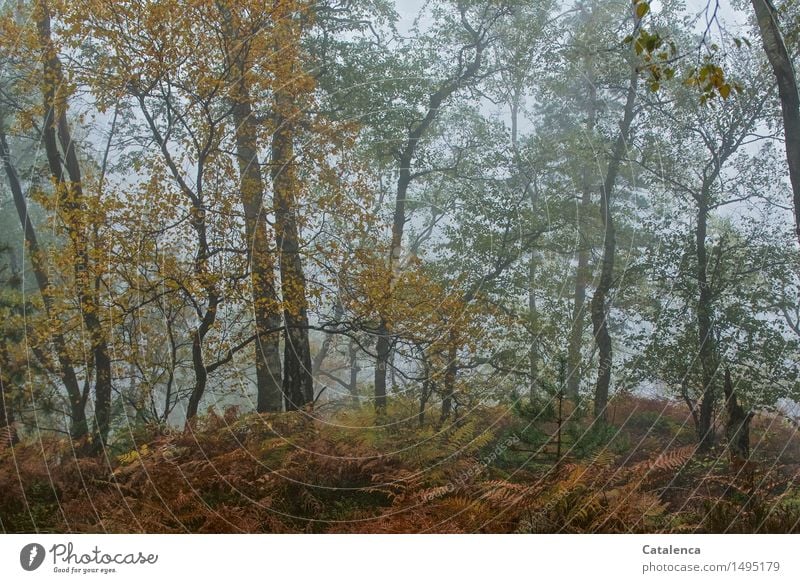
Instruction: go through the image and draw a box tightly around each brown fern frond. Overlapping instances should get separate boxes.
[630,445,695,479]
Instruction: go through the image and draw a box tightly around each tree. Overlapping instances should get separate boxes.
[565,2,601,403]
[0,118,89,440]
[590,11,641,421]
[0,0,122,449]
[371,1,511,412]
[631,45,787,448]
[270,0,315,411]
[35,0,115,449]
[750,0,800,246]
[218,1,283,413]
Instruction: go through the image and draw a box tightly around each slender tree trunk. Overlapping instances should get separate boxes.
[162,318,177,423]
[511,94,539,404]
[751,0,800,247]
[271,2,314,411]
[696,191,717,451]
[311,331,334,393]
[567,194,592,401]
[185,291,218,422]
[139,131,218,428]
[1,126,89,439]
[590,65,639,421]
[182,187,220,424]
[186,341,207,421]
[566,61,597,401]
[36,0,112,449]
[220,7,283,412]
[374,158,412,412]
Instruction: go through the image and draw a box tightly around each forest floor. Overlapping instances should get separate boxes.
[1,395,799,533]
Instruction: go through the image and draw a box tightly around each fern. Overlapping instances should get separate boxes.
[1,399,796,533]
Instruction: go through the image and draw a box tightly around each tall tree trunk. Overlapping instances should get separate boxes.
[590,65,639,421]
[1,125,88,439]
[36,0,112,449]
[374,154,412,411]
[696,190,717,451]
[271,0,314,411]
[220,6,283,412]
[510,92,539,404]
[567,188,592,401]
[566,54,597,401]
[751,0,800,246]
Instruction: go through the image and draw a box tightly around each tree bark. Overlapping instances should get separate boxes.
[566,49,598,402]
[510,90,539,404]
[0,125,89,439]
[374,334,390,411]
[680,379,701,440]
[696,190,717,451]
[590,65,639,420]
[271,1,314,411]
[220,5,284,412]
[373,140,415,412]
[185,291,218,422]
[36,0,112,449]
[750,0,800,246]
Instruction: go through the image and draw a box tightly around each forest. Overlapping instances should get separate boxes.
[1,0,800,534]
